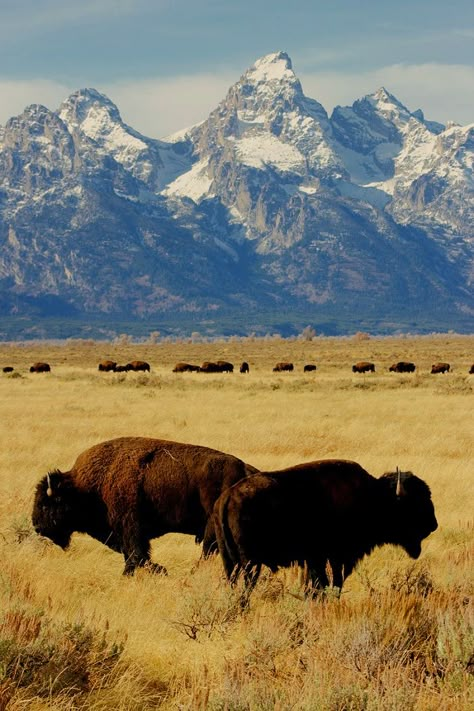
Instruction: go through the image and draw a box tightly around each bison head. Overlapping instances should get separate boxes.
[32,470,79,549]
[381,469,438,558]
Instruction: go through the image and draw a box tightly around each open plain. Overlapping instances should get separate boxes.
[0,334,473,709]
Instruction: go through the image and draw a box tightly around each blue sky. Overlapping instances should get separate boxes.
[1,0,473,138]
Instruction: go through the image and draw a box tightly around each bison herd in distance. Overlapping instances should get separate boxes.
[31,435,438,604]
[4,359,473,376]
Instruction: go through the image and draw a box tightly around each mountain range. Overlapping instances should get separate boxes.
[0,51,472,338]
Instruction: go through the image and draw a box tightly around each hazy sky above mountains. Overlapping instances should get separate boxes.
[1,0,473,138]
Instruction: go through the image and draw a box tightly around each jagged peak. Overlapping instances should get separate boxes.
[365,87,410,115]
[59,88,122,126]
[243,51,296,85]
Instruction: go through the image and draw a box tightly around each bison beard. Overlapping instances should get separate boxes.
[32,437,257,576]
[213,460,437,599]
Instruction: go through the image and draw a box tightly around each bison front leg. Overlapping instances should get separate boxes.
[121,518,167,576]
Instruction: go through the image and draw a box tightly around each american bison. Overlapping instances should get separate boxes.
[98,360,117,372]
[470,364,474,375]
[352,361,375,373]
[2,366,14,373]
[199,361,222,373]
[216,360,234,373]
[389,362,416,373]
[431,362,450,374]
[240,362,250,374]
[214,459,437,599]
[173,362,200,373]
[113,365,129,372]
[273,362,294,372]
[304,364,317,373]
[126,360,150,372]
[30,362,51,373]
[32,437,258,576]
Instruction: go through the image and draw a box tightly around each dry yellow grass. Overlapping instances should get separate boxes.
[0,335,473,709]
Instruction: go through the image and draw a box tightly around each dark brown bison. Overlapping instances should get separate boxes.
[273,362,294,372]
[214,460,437,598]
[389,361,416,373]
[98,360,117,372]
[113,365,129,372]
[431,362,450,374]
[240,362,250,374]
[216,360,234,373]
[2,366,14,373]
[352,361,375,373]
[303,364,317,373]
[173,362,200,373]
[126,360,150,372]
[199,361,222,373]
[32,437,258,576]
[30,362,51,373]
[470,364,474,375]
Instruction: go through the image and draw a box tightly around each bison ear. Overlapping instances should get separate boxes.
[395,467,406,498]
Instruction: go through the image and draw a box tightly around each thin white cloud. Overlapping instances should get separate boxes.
[0,79,73,124]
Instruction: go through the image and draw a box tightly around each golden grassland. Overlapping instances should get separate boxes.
[0,335,473,709]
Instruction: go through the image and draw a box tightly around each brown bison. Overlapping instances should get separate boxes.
[113,365,129,372]
[199,361,223,373]
[126,360,150,372]
[389,361,416,373]
[352,361,375,373]
[303,364,317,373]
[173,362,200,373]
[214,460,437,599]
[32,437,258,576]
[431,362,450,374]
[216,360,234,373]
[470,364,474,375]
[98,360,117,372]
[30,362,51,373]
[2,366,14,373]
[240,362,250,374]
[273,362,294,372]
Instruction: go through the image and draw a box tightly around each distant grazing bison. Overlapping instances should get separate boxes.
[2,366,14,373]
[240,362,250,374]
[199,361,223,373]
[389,361,416,373]
[98,360,117,372]
[30,362,51,373]
[303,364,317,373]
[173,362,200,373]
[32,437,258,576]
[216,360,234,373]
[273,362,294,372]
[431,362,450,374]
[126,360,150,372]
[352,361,375,373]
[214,460,437,599]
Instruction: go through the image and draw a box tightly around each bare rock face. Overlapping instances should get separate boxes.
[0,51,472,334]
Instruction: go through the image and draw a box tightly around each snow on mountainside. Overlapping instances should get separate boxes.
[0,51,472,335]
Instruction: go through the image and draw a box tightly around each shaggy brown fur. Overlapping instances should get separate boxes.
[389,361,416,373]
[352,361,375,373]
[273,362,294,372]
[214,459,437,599]
[431,362,450,374]
[29,362,51,373]
[126,360,150,372]
[98,360,116,372]
[32,437,258,576]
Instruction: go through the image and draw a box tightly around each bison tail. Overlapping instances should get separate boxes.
[214,493,242,584]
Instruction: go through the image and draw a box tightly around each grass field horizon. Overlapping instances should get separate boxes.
[0,335,472,709]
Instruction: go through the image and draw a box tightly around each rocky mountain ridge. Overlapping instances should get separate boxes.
[0,51,472,337]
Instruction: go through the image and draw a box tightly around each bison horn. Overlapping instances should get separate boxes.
[46,473,53,497]
[395,467,406,497]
